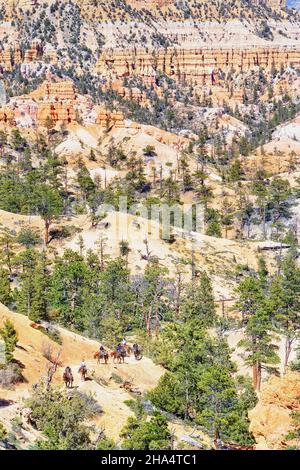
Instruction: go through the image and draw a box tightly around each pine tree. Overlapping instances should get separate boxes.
[235,275,264,323]
[0,226,16,274]
[236,264,280,390]
[30,253,49,322]
[49,250,91,328]
[120,412,171,450]
[238,303,279,391]
[196,364,239,441]
[0,319,18,363]
[0,268,12,306]
[119,240,131,267]
[16,249,38,317]
[270,251,300,372]
[33,184,63,245]
[182,271,216,326]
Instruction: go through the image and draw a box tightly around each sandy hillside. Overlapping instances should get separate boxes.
[55,122,189,178]
[58,211,282,298]
[0,206,282,300]
[0,303,208,446]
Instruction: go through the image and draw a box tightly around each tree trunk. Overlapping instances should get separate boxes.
[284,335,293,374]
[146,305,153,337]
[175,273,182,319]
[257,362,262,392]
[252,362,258,390]
[214,428,221,449]
[191,247,196,282]
[184,372,189,420]
[44,220,50,245]
[262,205,266,240]
[154,308,159,338]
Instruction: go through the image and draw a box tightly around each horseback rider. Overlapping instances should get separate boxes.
[63,366,73,388]
[99,345,105,357]
[78,359,87,373]
[133,343,142,360]
[116,343,123,354]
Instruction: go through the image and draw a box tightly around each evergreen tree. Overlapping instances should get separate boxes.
[32,184,63,245]
[270,251,300,372]
[182,271,216,326]
[49,250,92,329]
[16,249,38,317]
[0,268,12,306]
[196,365,242,442]
[30,252,49,322]
[120,412,171,450]
[238,303,279,391]
[0,226,16,274]
[0,319,18,363]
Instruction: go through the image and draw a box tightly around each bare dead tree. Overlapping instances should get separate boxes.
[42,343,62,391]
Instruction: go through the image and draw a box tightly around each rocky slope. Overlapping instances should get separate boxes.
[249,372,300,449]
[0,0,298,74]
[0,302,210,448]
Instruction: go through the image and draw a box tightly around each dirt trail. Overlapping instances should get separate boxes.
[64,352,166,440]
[0,304,169,443]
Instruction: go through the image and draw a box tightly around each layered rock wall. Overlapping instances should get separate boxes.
[97,47,300,84]
[96,108,125,129]
[36,102,76,125]
[0,42,57,72]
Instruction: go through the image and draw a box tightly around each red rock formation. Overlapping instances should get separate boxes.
[97,47,300,85]
[33,80,77,125]
[0,42,56,72]
[96,107,125,130]
[37,102,76,125]
[249,372,300,449]
[0,107,15,125]
[104,79,150,107]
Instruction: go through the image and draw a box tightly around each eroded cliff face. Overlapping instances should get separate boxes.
[0,76,128,128]
[0,42,57,72]
[249,372,300,450]
[96,47,300,84]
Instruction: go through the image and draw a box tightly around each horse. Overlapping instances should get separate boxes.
[133,345,143,361]
[110,349,126,364]
[78,365,87,381]
[123,345,132,357]
[63,367,74,388]
[94,350,109,364]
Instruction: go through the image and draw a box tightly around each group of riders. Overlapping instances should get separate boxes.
[63,339,142,388]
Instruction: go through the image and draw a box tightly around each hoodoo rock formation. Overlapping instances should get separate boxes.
[0,42,57,73]
[97,47,300,84]
[96,108,125,130]
[0,78,79,126]
[31,79,78,126]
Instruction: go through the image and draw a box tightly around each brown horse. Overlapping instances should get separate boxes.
[133,344,143,361]
[78,365,87,381]
[94,350,109,364]
[63,367,74,388]
[123,345,132,357]
[110,350,126,364]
